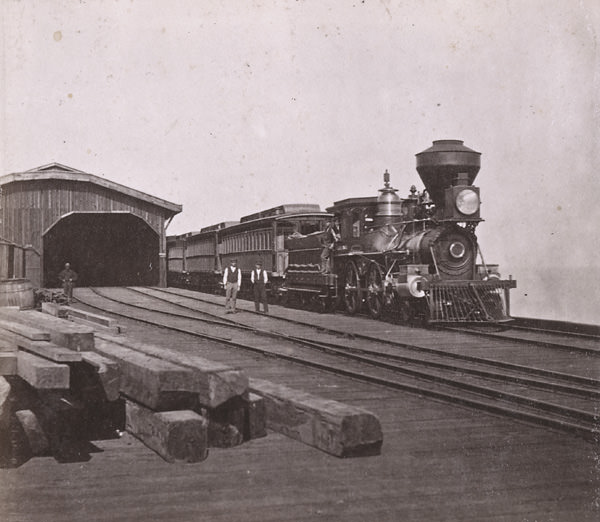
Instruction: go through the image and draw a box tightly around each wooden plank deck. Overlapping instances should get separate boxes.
[1,410,596,521]
[0,289,597,522]
[143,287,600,381]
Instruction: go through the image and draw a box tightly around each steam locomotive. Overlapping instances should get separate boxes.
[168,140,516,324]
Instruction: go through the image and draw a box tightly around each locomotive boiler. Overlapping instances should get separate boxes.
[281,140,517,324]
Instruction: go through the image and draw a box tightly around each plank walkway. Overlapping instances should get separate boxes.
[0,287,598,522]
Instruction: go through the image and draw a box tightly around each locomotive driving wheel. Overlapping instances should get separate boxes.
[366,263,385,319]
[343,261,361,315]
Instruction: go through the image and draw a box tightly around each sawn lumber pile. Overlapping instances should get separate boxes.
[0,304,382,467]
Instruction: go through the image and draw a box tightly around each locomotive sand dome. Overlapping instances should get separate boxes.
[373,170,403,227]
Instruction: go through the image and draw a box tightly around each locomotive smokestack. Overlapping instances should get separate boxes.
[415,140,481,207]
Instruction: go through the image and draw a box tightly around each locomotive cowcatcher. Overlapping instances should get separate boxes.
[281,140,517,324]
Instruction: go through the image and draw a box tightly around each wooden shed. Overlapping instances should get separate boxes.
[0,163,182,288]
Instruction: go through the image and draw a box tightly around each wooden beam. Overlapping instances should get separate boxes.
[21,342,82,363]
[126,401,208,463]
[93,339,197,411]
[0,309,94,351]
[0,353,17,376]
[249,378,383,458]
[0,330,82,363]
[68,316,124,335]
[17,351,70,389]
[78,351,121,402]
[60,306,117,328]
[96,332,248,408]
[15,410,50,456]
[0,318,50,341]
[0,338,15,352]
[40,302,67,318]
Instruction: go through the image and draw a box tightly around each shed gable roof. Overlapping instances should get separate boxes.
[27,162,86,174]
[1,163,182,215]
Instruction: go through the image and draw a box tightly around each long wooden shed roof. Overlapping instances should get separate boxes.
[0,162,182,214]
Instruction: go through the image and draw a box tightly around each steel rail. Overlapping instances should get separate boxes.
[126,287,600,399]
[444,326,600,355]
[140,286,600,388]
[76,288,600,442]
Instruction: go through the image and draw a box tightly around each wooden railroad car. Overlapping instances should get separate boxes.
[168,205,331,295]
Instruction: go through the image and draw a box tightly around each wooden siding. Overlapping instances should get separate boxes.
[0,242,26,279]
[187,236,217,257]
[1,180,170,250]
[21,248,41,286]
[186,255,217,272]
[221,229,273,255]
[0,244,12,279]
[167,259,184,272]
[167,245,185,260]
[2,165,181,213]
[0,177,180,287]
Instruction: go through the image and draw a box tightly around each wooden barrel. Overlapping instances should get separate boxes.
[0,278,35,309]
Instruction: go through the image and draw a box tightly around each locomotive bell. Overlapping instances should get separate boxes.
[415,140,481,207]
[374,170,403,226]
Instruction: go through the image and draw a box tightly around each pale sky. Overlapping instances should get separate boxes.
[2,0,599,323]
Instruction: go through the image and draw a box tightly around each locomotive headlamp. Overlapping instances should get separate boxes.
[449,241,466,259]
[455,189,479,215]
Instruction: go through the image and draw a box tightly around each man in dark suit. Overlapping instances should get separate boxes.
[251,261,268,313]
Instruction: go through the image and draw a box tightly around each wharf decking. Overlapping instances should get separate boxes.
[0,288,598,522]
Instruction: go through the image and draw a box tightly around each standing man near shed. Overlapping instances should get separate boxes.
[251,260,269,313]
[223,259,242,313]
[58,262,78,304]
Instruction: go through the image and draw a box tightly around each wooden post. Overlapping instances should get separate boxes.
[15,410,50,456]
[126,401,209,463]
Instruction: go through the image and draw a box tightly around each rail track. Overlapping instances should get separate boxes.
[75,287,600,442]
[159,285,600,354]
[444,322,600,355]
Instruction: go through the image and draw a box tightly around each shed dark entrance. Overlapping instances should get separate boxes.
[43,212,159,287]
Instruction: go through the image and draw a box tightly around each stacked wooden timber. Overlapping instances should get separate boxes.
[0,309,123,466]
[0,304,383,467]
[42,302,126,334]
[0,307,253,464]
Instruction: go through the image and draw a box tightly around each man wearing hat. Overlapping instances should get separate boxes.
[223,259,242,313]
[58,262,78,304]
[250,260,269,313]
